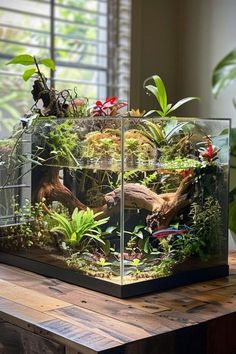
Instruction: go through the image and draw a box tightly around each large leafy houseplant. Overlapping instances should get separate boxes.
[212,49,236,233]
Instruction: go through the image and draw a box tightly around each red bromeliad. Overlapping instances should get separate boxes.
[90,96,127,117]
[198,135,221,162]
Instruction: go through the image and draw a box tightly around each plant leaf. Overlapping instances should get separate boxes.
[102,240,111,256]
[144,109,158,117]
[153,75,167,113]
[167,97,199,114]
[144,237,151,253]
[6,54,35,66]
[133,224,144,233]
[39,58,56,71]
[22,68,36,81]
[145,84,159,101]
[212,49,236,97]
[165,122,189,142]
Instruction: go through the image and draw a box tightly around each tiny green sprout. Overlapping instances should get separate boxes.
[96,257,112,267]
[143,74,199,117]
[131,258,143,267]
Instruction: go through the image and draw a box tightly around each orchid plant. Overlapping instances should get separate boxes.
[143,74,199,117]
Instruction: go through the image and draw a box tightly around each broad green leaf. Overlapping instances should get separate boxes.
[167,97,199,114]
[133,225,144,233]
[212,49,236,97]
[39,58,56,71]
[6,54,35,66]
[153,75,167,113]
[23,68,36,81]
[135,230,144,239]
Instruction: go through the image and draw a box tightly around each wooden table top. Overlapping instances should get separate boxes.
[0,254,236,354]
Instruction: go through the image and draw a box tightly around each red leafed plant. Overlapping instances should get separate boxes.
[90,96,127,117]
[198,135,221,162]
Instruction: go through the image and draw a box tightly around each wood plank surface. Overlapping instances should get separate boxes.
[0,320,65,354]
[0,254,235,353]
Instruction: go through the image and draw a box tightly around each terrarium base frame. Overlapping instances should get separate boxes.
[0,252,229,298]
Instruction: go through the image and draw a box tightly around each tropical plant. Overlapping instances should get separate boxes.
[89,96,127,117]
[212,49,236,234]
[212,49,236,99]
[125,225,153,254]
[197,135,221,163]
[143,74,199,117]
[139,118,191,147]
[0,200,52,250]
[189,196,222,259]
[47,119,79,165]
[50,207,109,249]
[6,54,55,83]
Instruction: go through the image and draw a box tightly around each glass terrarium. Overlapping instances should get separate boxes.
[0,116,230,297]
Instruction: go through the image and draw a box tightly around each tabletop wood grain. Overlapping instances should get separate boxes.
[0,254,236,354]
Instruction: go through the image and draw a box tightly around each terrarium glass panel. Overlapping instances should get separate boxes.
[0,125,31,227]
[0,116,230,297]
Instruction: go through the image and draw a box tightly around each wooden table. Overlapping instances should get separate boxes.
[0,254,236,354]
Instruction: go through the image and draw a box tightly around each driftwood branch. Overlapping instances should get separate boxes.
[35,167,193,229]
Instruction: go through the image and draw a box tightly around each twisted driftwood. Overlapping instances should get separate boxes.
[35,166,193,230]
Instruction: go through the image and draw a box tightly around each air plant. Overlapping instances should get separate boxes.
[143,74,199,117]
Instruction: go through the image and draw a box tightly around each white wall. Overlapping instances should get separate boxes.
[131,0,236,125]
[178,0,236,126]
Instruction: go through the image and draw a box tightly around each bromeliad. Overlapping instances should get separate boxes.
[198,136,221,162]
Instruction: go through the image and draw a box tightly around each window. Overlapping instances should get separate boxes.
[0,0,131,132]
